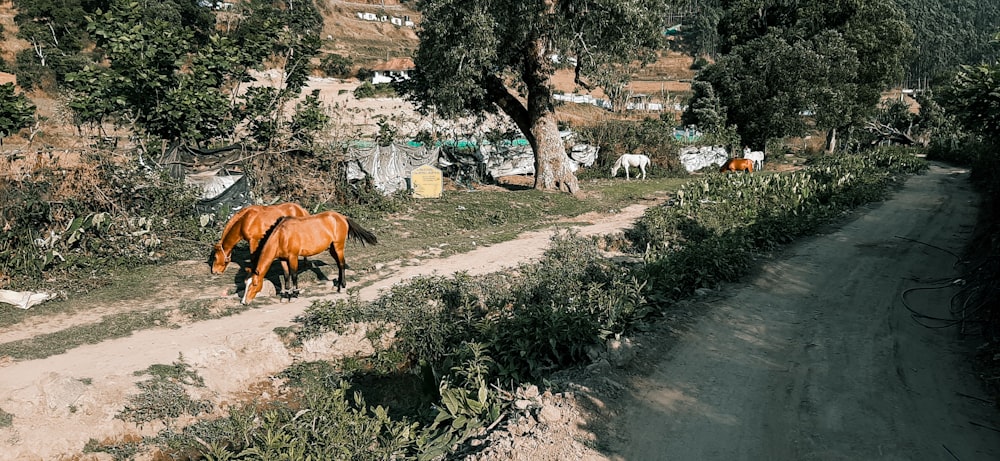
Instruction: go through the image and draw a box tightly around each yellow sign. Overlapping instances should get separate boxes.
[410,164,443,198]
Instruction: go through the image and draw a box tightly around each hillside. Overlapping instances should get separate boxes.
[315,0,421,68]
[0,0,693,150]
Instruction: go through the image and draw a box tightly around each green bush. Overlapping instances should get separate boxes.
[634,148,928,301]
[0,82,35,141]
[0,152,211,291]
[0,407,12,428]
[353,82,397,99]
[577,117,684,178]
[319,53,353,78]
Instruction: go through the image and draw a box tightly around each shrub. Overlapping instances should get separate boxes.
[0,152,211,291]
[353,81,376,99]
[149,146,932,460]
[319,53,353,78]
[577,117,684,178]
[353,82,397,99]
[634,148,927,302]
[0,82,35,142]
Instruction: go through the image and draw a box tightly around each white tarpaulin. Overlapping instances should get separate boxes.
[679,146,729,173]
[480,144,535,177]
[0,290,53,309]
[347,135,599,193]
[347,143,440,194]
[184,170,243,199]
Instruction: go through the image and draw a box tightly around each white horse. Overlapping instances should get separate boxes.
[611,154,651,180]
[743,147,765,172]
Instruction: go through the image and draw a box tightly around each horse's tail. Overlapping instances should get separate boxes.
[346,217,378,246]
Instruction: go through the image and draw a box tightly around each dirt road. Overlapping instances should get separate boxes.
[594,163,1000,460]
[1,163,997,460]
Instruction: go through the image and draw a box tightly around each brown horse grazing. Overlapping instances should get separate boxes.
[241,211,378,305]
[210,203,309,274]
[720,158,754,173]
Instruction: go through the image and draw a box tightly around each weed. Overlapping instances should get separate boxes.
[117,356,212,429]
[0,407,12,428]
[0,310,170,360]
[83,437,140,461]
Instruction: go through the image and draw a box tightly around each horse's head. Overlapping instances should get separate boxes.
[241,272,263,305]
[210,243,230,275]
[610,164,619,178]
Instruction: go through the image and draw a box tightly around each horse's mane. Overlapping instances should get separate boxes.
[218,206,255,248]
[249,216,290,270]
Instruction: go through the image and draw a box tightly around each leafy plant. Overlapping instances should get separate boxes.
[117,356,213,429]
[425,343,504,450]
[0,406,12,428]
[319,53,353,78]
[0,82,35,144]
[290,89,330,147]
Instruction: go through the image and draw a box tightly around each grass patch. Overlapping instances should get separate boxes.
[343,177,686,271]
[117,356,212,428]
[0,310,171,360]
[0,407,12,428]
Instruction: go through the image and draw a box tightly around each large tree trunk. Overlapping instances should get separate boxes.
[485,35,579,194]
[524,34,579,193]
[826,126,838,154]
[526,90,578,193]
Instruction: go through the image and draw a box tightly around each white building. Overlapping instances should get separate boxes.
[371,58,415,84]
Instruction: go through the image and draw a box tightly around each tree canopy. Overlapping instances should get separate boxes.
[63,0,321,147]
[405,0,671,192]
[895,0,1000,85]
[685,0,913,150]
[939,63,1000,143]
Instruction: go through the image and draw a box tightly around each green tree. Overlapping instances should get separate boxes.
[405,0,670,193]
[681,80,725,133]
[693,0,912,151]
[675,4,721,58]
[11,0,215,89]
[319,53,353,78]
[939,63,1000,142]
[12,0,93,88]
[895,0,1000,85]
[65,0,321,147]
[0,83,36,145]
[289,89,330,147]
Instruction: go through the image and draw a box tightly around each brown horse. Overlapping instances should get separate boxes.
[720,158,754,173]
[241,211,378,304]
[210,203,309,274]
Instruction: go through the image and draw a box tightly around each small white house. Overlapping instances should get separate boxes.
[371,58,415,84]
